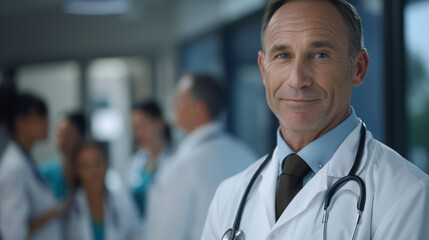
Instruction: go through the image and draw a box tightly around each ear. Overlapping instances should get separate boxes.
[258,50,267,86]
[196,100,208,113]
[14,115,27,133]
[351,49,370,87]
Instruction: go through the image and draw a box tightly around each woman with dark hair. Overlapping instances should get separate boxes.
[129,100,174,219]
[39,111,86,200]
[65,141,140,240]
[0,93,64,240]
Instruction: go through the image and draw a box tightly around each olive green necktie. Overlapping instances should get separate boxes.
[275,153,311,221]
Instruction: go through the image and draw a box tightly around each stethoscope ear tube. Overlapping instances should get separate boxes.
[232,152,272,230]
[324,123,367,212]
[224,152,272,240]
[323,175,366,212]
[348,123,366,176]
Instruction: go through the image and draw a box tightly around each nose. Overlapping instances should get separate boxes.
[287,57,312,89]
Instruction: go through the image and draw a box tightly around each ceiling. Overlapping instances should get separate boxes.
[0,0,265,67]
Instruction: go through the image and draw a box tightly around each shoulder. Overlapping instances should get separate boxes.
[192,131,257,161]
[0,143,28,197]
[205,154,269,231]
[364,136,429,212]
[366,137,428,184]
[0,142,28,177]
[213,154,268,202]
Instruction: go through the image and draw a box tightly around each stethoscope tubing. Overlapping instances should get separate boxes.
[232,152,272,231]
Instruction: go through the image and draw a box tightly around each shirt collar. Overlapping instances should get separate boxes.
[276,107,359,175]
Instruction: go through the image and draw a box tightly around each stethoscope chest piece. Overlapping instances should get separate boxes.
[222,228,245,240]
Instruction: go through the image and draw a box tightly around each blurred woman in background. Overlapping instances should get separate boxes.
[65,141,140,240]
[0,93,64,240]
[39,111,86,200]
[129,100,174,219]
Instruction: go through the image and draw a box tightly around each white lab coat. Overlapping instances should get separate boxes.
[202,122,429,240]
[145,122,257,240]
[128,146,174,186]
[0,141,62,240]
[64,188,141,240]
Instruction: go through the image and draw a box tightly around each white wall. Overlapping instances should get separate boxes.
[16,61,81,162]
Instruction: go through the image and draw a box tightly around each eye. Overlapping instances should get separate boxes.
[314,53,328,59]
[276,53,289,59]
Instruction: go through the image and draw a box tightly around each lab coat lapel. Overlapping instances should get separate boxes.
[256,148,280,229]
[74,189,93,240]
[326,124,363,179]
[105,194,117,240]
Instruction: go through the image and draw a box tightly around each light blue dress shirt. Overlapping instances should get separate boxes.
[276,107,359,185]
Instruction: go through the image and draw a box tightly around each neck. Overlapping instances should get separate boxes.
[146,139,164,171]
[14,132,34,153]
[84,183,104,197]
[84,186,104,222]
[281,109,351,152]
[61,155,74,187]
[148,138,164,158]
[188,117,212,133]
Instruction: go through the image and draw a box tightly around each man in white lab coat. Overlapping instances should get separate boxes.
[0,93,64,240]
[202,0,429,239]
[145,73,257,240]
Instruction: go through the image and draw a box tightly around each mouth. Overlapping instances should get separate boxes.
[282,98,319,103]
[281,98,320,107]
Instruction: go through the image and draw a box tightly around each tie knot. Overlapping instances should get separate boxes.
[281,154,311,178]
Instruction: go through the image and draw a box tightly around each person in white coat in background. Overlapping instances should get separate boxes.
[64,141,140,240]
[128,100,174,222]
[145,73,257,240]
[202,0,429,240]
[0,93,65,240]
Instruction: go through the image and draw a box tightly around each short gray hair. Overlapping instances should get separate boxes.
[261,0,364,58]
[185,73,226,119]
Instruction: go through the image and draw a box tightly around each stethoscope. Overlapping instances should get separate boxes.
[222,123,367,240]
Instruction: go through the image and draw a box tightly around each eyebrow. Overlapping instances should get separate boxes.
[269,41,338,54]
[311,41,337,50]
[269,44,290,55]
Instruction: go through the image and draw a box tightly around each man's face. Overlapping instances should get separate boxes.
[25,111,48,141]
[258,0,365,134]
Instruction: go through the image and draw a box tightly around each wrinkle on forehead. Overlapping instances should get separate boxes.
[264,1,349,52]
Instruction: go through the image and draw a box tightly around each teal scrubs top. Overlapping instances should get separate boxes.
[131,167,154,218]
[91,218,105,240]
[38,157,69,200]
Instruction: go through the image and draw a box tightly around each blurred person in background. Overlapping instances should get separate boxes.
[129,100,174,220]
[0,93,65,240]
[65,141,140,240]
[39,111,86,200]
[145,73,257,240]
[0,86,16,159]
